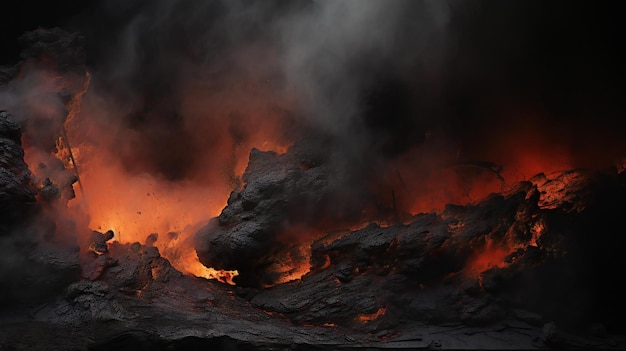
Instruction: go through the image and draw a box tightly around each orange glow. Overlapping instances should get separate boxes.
[385,101,578,216]
[182,258,238,285]
[265,244,312,287]
[462,239,512,279]
[356,307,387,322]
[21,65,293,284]
[531,170,587,211]
[17,58,616,291]
[529,220,545,247]
[392,140,573,216]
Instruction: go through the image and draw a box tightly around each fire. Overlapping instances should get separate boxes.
[20,63,293,284]
[180,256,238,285]
[13,41,615,291]
[393,139,573,216]
[60,147,237,279]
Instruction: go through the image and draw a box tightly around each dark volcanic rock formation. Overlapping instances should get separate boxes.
[4,168,626,350]
[249,169,626,333]
[0,110,36,229]
[0,111,80,307]
[2,111,625,349]
[194,137,626,349]
[196,145,391,287]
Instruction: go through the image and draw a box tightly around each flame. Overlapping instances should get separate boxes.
[180,256,238,285]
[66,154,240,282]
[19,65,293,284]
[16,55,618,290]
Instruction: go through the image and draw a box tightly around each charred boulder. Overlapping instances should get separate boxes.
[195,147,332,287]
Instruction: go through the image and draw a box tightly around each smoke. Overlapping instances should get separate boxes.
[279,1,448,134]
[0,68,67,151]
[61,0,622,203]
[62,1,452,180]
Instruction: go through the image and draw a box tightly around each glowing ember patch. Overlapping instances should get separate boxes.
[186,263,238,285]
[266,244,312,286]
[529,221,545,247]
[532,170,588,211]
[356,307,387,322]
[463,239,511,279]
[259,141,292,155]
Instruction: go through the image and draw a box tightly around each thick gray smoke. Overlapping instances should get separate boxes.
[60,0,453,183]
[278,0,449,133]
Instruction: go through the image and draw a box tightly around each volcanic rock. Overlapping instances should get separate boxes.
[3,169,626,350]
[196,145,381,287]
[0,111,36,229]
[249,169,626,334]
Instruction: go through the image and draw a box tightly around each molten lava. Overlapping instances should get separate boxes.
[265,244,312,287]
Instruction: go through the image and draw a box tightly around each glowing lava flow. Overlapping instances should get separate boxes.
[265,244,312,287]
